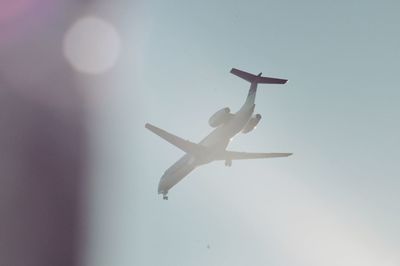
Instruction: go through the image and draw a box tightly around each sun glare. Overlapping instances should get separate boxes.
[63,16,121,75]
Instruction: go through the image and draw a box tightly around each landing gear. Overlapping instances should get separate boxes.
[163,194,168,200]
[225,159,232,167]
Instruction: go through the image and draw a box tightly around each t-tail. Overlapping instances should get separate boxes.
[230,68,288,106]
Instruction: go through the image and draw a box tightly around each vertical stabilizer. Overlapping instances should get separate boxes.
[231,68,288,107]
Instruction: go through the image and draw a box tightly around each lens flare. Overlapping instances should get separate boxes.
[0,0,33,23]
[63,16,121,75]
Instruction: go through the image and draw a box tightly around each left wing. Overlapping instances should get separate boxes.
[145,123,208,155]
[217,150,292,160]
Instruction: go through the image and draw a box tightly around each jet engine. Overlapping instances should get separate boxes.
[242,114,261,133]
[208,107,231,127]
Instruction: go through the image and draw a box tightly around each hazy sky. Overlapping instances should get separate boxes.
[84,1,400,265]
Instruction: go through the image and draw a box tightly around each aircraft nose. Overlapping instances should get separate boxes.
[158,173,169,194]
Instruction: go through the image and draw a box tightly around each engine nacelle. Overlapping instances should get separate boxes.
[242,114,261,133]
[208,107,231,127]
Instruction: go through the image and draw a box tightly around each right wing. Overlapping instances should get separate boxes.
[145,123,207,155]
[217,150,292,160]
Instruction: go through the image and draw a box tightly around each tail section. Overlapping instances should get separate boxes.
[230,68,288,84]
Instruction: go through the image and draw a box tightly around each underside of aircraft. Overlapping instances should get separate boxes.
[146,68,292,200]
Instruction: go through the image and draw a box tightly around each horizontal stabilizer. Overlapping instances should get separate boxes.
[217,150,292,160]
[145,123,207,155]
[231,68,287,84]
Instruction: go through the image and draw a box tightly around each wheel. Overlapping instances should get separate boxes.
[225,159,232,167]
[163,195,168,200]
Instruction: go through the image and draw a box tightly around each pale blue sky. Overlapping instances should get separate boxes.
[85,1,400,265]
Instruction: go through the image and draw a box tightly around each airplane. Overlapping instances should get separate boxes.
[145,68,292,200]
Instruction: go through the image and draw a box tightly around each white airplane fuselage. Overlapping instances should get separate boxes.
[147,68,290,199]
[158,88,257,197]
